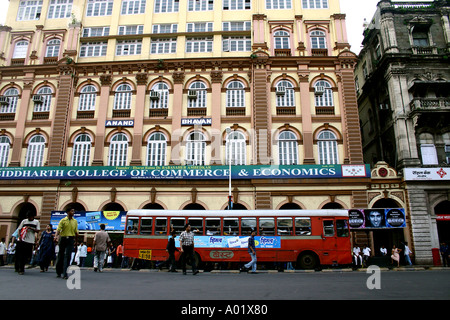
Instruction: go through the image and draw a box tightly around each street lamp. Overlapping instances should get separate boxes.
[226,127,233,210]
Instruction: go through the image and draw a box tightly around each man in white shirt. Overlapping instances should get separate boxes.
[15,211,40,275]
[362,246,371,267]
[404,242,413,266]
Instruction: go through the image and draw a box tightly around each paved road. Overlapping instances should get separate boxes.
[1,266,449,301]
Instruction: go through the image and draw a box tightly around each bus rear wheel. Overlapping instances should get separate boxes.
[297,252,318,270]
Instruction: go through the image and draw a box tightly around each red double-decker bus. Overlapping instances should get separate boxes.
[123,209,352,270]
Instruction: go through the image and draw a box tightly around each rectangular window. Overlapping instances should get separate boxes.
[116,39,142,55]
[260,218,275,235]
[302,0,328,9]
[206,218,221,235]
[80,42,108,57]
[222,21,251,31]
[188,218,204,235]
[150,38,177,54]
[323,220,334,237]
[187,22,213,33]
[223,218,239,235]
[152,24,178,34]
[188,0,213,11]
[421,144,438,165]
[186,37,213,53]
[223,36,251,52]
[155,217,167,235]
[223,0,251,10]
[336,220,349,237]
[295,217,311,235]
[126,218,139,234]
[17,0,43,21]
[121,0,146,14]
[445,145,450,164]
[241,218,256,235]
[154,0,179,13]
[266,0,292,9]
[118,25,144,35]
[277,217,293,235]
[82,27,110,37]
[171,217,186,235]
[86,0,113,17]
[140,217,153,234]
[47,0,73,19]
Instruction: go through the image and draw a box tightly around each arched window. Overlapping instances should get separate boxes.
[71,134,92,166]
[276,80,295,107]
[150,82,169,109]
[186,131,206,165]
[45,39,61,57]
[25,134,46,167]
[419,133,438,165]
[108,133,128,166]
[188,81,207,109]
[13,40,29,59]
[317,130,338,164]
[226,81,245,108]
[34,86,53,112]
[1,88,19,113]
[226,131,246,165]
[78,85,97,111]
[278,131,298,165]
[147,132,167,166]
[274,30,290,49]
[114,84,132,110]
[314,80,333,107]
[310,30,327,49]
[0,136,11,167]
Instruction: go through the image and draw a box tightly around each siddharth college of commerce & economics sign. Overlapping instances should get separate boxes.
[0,164,370,180]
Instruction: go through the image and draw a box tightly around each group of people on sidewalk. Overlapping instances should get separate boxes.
[352,242,413,268]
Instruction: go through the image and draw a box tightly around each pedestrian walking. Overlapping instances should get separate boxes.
[77,242,87,267]
[93,224,111,272]
[0,238,6,266]
[159,230,179,272]
[15,211,40,275]
[54,208,79,279]
[403,242,413,266]
[362,245,371,267]
[241,229,257,273]
[179,223,198,275]
[439,242,449,267]
[37,224,55,272]
[391,244,401,267]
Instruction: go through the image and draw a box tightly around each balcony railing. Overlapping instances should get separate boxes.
[410,98,450,112]
[412,46,438,55]
[311,48,328,56]
[274,49,291,57]
[276,106,296,115]
[315,106,335,115]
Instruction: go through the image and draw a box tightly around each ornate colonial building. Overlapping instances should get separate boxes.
[0,0,368,248]
[355,0,450,265]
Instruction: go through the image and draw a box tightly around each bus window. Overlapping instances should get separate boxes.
[323,220,335,237]
[277,217,293,235]
[188,217,204,235]
[336,220,349,237]
[206,218,221,235]
[126,218,139,234]
[140,217,153,234]
[223,218,239,235]
[171,217,186,235]
[295,217,311,235]
[155,217,167,235]
[260,218,275,235]
[241,218,256,235]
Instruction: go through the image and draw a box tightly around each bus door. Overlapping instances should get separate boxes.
[335,219,351,264]
[322,219,337,265]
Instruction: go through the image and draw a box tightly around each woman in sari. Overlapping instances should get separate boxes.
[38,224,56,272]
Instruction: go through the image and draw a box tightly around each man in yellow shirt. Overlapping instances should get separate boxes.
[54,208,78,279]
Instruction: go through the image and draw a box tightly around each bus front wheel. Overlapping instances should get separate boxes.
[297,252,319,270]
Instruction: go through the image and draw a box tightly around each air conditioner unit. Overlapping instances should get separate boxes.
[33,95,44,103]
[187,90,197,99]
[150,90,160,100]
[0,96,8,105]
[314,86,325,95]
[276,86,286,96]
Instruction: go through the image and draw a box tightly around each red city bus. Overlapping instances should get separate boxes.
[123,209,352,270]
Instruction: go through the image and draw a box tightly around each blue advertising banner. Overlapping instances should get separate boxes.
[50,211,127,231]
[349,208,406,229]
[174,236,281,249]
[0,164,370,180]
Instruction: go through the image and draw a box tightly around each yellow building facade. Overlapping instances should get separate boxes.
[0,0,368,243]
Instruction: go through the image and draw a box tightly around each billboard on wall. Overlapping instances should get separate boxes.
[50,211,127,231]
[0,164,370,180]
[349,208,406,229]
